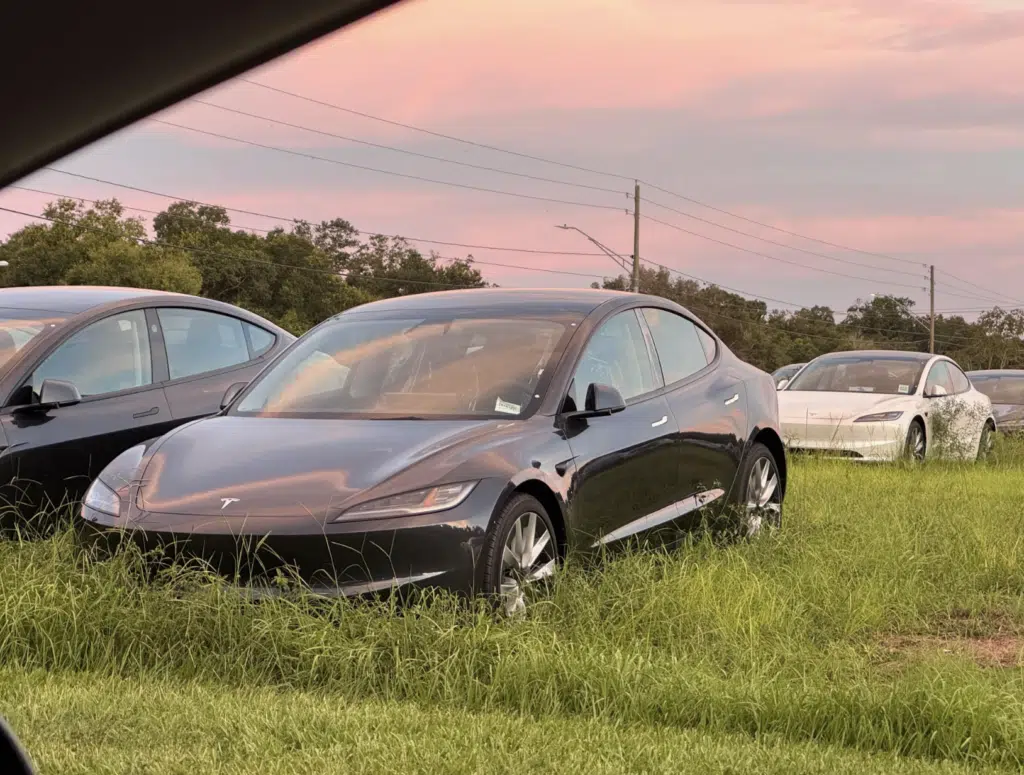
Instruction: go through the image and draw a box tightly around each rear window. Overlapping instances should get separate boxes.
[972,375,1024,404]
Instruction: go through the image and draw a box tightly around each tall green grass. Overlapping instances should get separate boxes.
[3,453,1024,768]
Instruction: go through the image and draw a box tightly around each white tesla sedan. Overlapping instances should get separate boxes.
[777,350,995,461]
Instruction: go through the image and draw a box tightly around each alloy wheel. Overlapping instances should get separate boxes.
[907,423,926,461]
[744,456,781,538]
[978,423,994,461]
[499,511,556,615]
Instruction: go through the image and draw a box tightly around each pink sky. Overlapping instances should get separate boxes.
[2,0,1023,318]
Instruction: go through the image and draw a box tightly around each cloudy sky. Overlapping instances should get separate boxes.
[2,0,1023,318]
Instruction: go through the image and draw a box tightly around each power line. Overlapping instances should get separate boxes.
[640,181,924,268]
[644,197,925,279]
[236,78,636,183]
[29,170,618,257]
[188,99,629,196]
[236,78,939,273]
[149,118,629,213]
[641,213,927,290]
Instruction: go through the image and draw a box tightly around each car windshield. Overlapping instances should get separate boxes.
[0,308,66,370]
[971,375,1024,405]
[785,355,926,395]
[233,313,571,419]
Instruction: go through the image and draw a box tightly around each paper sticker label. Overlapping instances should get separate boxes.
[495,397,521,415]
[118,319,133,332]
[898,384,910,394]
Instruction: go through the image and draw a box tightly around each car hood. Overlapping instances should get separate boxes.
[136,415,502,519]
[777,390,915,422]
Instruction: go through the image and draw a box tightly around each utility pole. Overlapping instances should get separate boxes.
[929,264,935,354]
[631,181,641,293]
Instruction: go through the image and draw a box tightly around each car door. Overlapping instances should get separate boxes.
[921,360,963,457]
[0,308,172,513]
[155,307,281,422]
[948,362,988,454]
[639,307,745,524]
[562,308,683,548]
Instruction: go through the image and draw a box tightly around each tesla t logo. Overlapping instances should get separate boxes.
[220,497,240,509]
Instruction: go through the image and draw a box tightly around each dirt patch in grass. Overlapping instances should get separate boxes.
[883,634,1024,668]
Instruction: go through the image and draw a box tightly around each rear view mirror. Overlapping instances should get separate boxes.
[583,383,626,416]
[776,379,789,391]
[39,378,81,408]
[926,384,949,398]
[220,381,248,410]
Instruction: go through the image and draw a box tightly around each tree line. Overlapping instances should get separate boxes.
[2,197,1022,373]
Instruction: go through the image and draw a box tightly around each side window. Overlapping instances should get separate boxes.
[245,323,276,358]
[925,361,954,394]
[949,364,971,394]
[566,310,657,410]
[30,310,152,398]
[157,308,250,380]
[640,307,710,385]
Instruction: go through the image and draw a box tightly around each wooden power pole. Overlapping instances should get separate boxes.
[929,264,935,353]
[631,181,640,293]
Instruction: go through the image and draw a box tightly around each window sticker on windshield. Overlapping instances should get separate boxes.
[898,384,910,394]
[118,319,132,332]
[495,397,521,415]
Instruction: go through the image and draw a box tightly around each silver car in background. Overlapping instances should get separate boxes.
[967,369,1024,433]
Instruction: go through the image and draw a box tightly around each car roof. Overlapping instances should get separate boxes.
[339,287,642,316]
[812,349,935,362]
[0,285,183,314]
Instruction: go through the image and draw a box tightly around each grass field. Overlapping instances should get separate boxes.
[3,448,1024,773]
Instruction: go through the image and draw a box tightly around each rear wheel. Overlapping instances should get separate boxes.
[733,443,782,538]
[977,421,995,461]
[482,493,559,615]
[905,420,926,462]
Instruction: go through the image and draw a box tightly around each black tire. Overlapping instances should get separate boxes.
[481,493,559,615]
[732,442,783,539]
[977,421,995,461]
[905,419,926,462]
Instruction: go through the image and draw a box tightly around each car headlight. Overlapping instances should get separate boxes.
[83,478,120,516]
[853,411,904,423]
[82,444,147,518]
[337,481,477,521]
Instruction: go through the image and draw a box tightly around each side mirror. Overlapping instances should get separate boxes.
[38,378,81,408]
[582,382,626,417]
[776,379,789,390]
[220,381,248,410]
[926,384,949,398]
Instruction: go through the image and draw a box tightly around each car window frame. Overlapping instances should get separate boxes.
[5,306,160,408]
[947,362,971,395]
[637,306,718,390]
[153,305,271,387]
[561,307,666,412]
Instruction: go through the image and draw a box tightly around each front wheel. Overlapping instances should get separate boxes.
[482,493,559,615]
[734,443,782,538]
[905,420,926,462]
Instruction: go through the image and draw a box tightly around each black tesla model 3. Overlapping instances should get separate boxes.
[0,285,292,523]
[78,288,786,612]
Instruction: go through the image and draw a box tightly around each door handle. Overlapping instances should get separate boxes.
[133,407,159,419]
[651,415,668,428]
[724,394,739,406]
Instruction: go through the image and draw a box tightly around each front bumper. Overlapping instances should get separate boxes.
[780,419,907,461]
[76,478,508,598]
